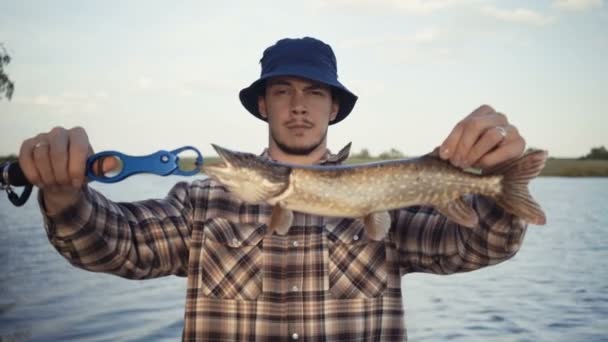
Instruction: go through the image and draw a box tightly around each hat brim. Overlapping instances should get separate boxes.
[239,67,357,125]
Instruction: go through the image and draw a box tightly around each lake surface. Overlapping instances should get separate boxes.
[1,177,606,341]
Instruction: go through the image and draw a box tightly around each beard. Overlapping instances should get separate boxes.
[271,126,328,156]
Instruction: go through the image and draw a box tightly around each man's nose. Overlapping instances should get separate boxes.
[290,92,307,115]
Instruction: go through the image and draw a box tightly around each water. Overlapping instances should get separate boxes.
[1,177,607,341]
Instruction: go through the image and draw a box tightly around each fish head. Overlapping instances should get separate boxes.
[202,144,291,203]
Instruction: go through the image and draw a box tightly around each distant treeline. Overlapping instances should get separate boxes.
[579,146,608,160]
[352,146,608,161]
[348,147,608,177]
[350,148,405,160]
[0,154,17,164]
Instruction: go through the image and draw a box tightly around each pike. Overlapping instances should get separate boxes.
[202,144,547,241]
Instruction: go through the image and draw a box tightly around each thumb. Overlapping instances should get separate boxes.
[91,156,121,176]
[87,145,121,177]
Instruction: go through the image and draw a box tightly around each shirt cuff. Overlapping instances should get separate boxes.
[474,195,528,254]
[38,185,94,240]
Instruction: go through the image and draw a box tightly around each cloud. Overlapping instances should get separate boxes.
[14,91,108,115]
[315,0,478,15]
[136,77,154,91]
[337,28,458,65]
[339,28,443,49]
[481,6,555,26]
[132,75,240,96]
[553,0,603,11]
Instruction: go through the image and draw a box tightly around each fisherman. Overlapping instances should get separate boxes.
[19,37,529,340]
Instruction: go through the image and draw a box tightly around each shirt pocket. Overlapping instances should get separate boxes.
[326,218,387,299]
[199,217,266,301]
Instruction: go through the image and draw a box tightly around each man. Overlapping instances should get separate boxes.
[19,37,527,341]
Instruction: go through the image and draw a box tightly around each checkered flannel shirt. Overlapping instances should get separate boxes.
[40,144,527,341]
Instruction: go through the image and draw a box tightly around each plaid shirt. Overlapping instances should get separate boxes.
[40,145,527,341]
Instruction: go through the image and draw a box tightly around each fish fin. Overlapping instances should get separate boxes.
[363,211,391,241]
[269,205,293,236]
[336,142,352,160]
[436,198,479,228]
[487,149,548,225]
[426,146,441,158]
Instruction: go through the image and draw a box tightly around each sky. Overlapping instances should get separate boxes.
[0,0,606,158]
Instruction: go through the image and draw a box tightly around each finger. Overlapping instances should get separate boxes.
[19,137,42,187]
[101,156,120,173]
[440,121,464,160]
[475,139,526,170]
[32,138,55,186]
[87,145,118,177]
[463,126,508,167]
[67,127,91,188]
[469,104,496,118]
[87,144,116,179]
[440,106,495,160]
[453,112,509,167]
[48,127,70,186]
[90,156,117,177]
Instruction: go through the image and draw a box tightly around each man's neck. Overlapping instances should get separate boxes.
[267,143,327,165]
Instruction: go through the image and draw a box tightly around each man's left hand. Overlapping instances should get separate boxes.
[439,105,526,169]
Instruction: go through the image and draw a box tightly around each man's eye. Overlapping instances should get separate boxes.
[311,90,325,96]
[274,89,288,95]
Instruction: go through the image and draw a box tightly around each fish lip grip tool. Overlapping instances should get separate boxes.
[86,146,204,183]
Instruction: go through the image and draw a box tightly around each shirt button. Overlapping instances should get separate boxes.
[292,285,299,292]
[353,234,359,241]
[292,241,299,247]
[292,333,299,340]
[232,238,239,245]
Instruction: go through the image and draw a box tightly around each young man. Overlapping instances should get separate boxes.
[19,37,528,341]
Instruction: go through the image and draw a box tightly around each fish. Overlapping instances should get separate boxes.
[202,144,547,241]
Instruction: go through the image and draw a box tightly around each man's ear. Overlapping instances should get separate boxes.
[329,100,339,122]
[258,96,268,119]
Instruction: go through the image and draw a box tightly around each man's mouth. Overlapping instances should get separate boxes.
[286,125,312,136]
[286,123,313,129]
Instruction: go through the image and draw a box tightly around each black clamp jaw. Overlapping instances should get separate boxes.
[1,162,33,207]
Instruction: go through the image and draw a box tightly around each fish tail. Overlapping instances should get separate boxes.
[488,149,547,225]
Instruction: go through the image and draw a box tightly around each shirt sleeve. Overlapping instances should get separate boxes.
[39,181,195,279]
[389,195,528,275]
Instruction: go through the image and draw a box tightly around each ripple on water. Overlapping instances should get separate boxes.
[445,332,466,340]
[546,321,584,329]
[488,314,505,322]
[464,324,492,331]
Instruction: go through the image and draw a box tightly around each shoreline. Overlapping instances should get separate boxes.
[2,156,607,178]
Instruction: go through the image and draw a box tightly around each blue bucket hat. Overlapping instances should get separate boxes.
[239,37,358,125]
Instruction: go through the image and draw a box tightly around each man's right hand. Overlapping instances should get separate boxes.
[19,126,93,215]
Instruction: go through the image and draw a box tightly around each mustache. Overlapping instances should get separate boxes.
[284,119,314,129]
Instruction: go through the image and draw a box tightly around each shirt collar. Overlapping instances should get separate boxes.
[260,142,351,165]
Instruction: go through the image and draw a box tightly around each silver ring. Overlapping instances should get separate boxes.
[495,126,507,139]
[34,141,49,149]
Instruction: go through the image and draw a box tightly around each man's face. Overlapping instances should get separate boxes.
[258,76,339,156]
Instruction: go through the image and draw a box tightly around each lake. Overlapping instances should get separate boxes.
[1,177,606,341]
